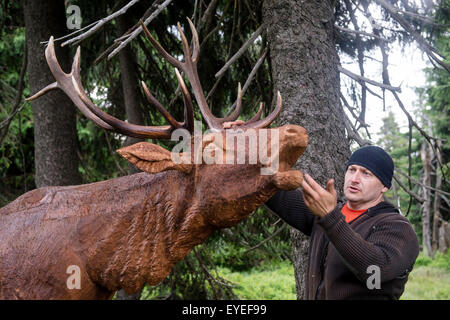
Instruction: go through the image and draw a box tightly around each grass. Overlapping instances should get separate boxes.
[216,251,450,300]
[401,266,450,299]
[216,260,297,300]
[401,251,450,300]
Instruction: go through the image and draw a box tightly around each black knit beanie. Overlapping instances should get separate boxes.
[346,145,394,188]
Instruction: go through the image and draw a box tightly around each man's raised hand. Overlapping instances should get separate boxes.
[301,173,337,218]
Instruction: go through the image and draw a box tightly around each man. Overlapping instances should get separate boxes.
[266,145,419,299]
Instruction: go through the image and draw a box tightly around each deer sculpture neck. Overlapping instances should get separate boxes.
[81,166,276,295]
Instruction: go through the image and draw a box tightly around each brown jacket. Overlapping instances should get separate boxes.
[265,189,419,300]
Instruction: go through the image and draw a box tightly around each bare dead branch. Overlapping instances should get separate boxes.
[40,20,99,45]
[94,2,161,65]
[243,0,260,26]
[224,47,268,117]
[341,105,372,146]
[192,248,234,288]
[345,0,369,129]
[200,1,231,49]
[441,194,450,208]
[244,223,287,254]
[197,0,220,33]
[335,25,389,41]
[393,174,425,203]
[395,168,450,197]
[60,0,141,47]
[340,92,359,120]
[192,0,199,24]
[396,0,449,28]
[369,12,447,183]
[108,0,174,60]
[373,0,450,72]
[215,25,263,79]
[338,66,402,92]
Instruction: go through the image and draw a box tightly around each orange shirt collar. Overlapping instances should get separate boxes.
[341,203,367,223]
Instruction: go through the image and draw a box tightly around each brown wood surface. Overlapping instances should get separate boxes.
[0,126,308,299]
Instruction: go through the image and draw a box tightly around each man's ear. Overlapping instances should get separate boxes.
[117,142,192,174]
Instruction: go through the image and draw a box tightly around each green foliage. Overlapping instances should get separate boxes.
[414,251,450,271]
[208,208,292,272]
[420,3,450,180]
[76,118,125,183]
[376,111,422,236]
[0,18,34,206]
[140,247,237,300]
[407,0,450,244]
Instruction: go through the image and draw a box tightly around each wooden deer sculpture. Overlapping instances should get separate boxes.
[0,19,308,299]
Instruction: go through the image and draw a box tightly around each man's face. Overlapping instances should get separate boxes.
[344,164,388,209]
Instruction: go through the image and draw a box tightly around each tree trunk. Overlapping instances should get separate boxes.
[432,139,442,254]
[23,0,81,188]
[420,141,433,257]
[439,220,450,254]
[262,0,350,299]
[392,178,401,212]
[117,13,145,175]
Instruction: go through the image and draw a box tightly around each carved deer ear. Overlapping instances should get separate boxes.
[117,142,192,174]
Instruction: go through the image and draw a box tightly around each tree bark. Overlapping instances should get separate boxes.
[432,140,442,254]
[420,141,433,257]
[439,221,450,254]
[262,0,350,299]
[23,0,81,188]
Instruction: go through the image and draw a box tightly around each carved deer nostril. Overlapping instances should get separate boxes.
[285,125,305,136]
[286,127,298,134]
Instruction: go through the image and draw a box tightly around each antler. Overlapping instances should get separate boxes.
[140,18,282,130]
[27,37,194,139]
[27,17,282,138]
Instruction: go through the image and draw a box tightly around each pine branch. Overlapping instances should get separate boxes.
[0,43,28,145]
